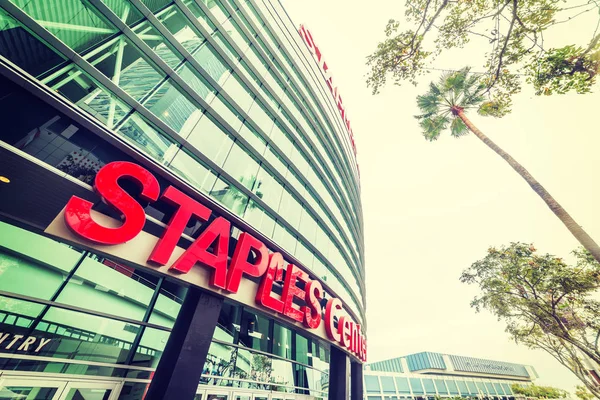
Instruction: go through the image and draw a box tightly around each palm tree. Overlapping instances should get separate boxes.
[416,67,600,263]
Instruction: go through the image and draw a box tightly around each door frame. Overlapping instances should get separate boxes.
[0,375,123,400]
[58,379,122,400]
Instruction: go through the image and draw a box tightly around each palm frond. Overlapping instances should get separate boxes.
[416,93,441,115]
[414,111,435,120]
[420,115,449,141]
[429,81,441,96]
[450,117,469,138]
[416,67,485,140]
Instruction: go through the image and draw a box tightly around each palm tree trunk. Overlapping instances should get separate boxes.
[457,110,600,264]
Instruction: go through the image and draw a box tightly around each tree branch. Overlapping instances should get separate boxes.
[486,0,518,92]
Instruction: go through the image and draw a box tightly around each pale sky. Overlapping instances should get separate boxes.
[282,0,600,394]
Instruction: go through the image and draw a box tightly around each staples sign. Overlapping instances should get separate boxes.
[63,162,367,361]
[298,25,358,165]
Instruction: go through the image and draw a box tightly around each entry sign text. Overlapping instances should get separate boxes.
[63,162,367,361]
[0,333,52,353]
[298,25,359,167]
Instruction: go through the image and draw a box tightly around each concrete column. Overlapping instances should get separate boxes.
[145,287,223,400]
[351,361,364,400]
[329,346,350,400]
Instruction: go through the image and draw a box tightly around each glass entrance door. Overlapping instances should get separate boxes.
[0,377,65,400]
[0,377,121,400]
[58,381,121,400]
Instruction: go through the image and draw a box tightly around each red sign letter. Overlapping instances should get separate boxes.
[303,280,323,329]
[65,161,159,245]
[255,252,285,313]
[338,317,352,349]
[148,186,212,265]
[226,232,268,293]
[325,298,343,342]
[170,217,230,289]
[282,264,307,323]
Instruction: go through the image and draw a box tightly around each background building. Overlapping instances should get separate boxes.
[0,0,365,399]
[365,352,539,400]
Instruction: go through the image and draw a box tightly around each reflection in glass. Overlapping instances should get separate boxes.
[118,113,178,164]
[55,254,156,321]
[132,327,170,369]
[238,310,269,353]
[167,149,219,195]
[186,114,233,166]
[63,388,112,400]
[210,177,249,217]
[12,0,117,53]
[0,386,57,399]
[0,10,65,77]
[272,323,291,360]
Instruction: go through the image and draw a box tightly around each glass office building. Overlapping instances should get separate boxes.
[364,352,539,400]
[0,0,365,399]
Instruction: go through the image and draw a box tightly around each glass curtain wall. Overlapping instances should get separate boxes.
[0,0,365,323]
[0,217,329,397]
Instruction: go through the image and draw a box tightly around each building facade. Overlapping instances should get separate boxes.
[364,352,539,400]
[0,0,365,399]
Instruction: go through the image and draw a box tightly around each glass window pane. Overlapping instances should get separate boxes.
[409,378,424,395]
[381,376,396,393]
[269,121,293,157]
[447,380,460,395]
[132,326,170,369]
[177,63,216,103]
[158,5,205,54]
[148,282,186,329]
[135,22,183,69]
[365,376,381,393]
[212,30,239,62]
[186,113,233,167]
[247,100,273,133]
[168,149,218,194]
[272,323,291,360]
[243,201,276,238]
[0,10,65,78]
[182,0,217,32]
[210,177,248,216]
[118,113,178,164]
[214,302,241,343]
[435,379,448,394]
[222,142,260,189]
[102,0,143,26]
[277,190,301,229]
[263,145,287,176]
[466,380,478,394]
[192,43,230,85]
[239,123,266,155]
[85,36,166,105]
[239,309,269,353]
[0,222,83,295]
[221,73,254,113]
[144,79,203,136]
[209,94,243,132]
[201,341,236,382]
[272,223,296,254]
[44,65,133,129]
[55,254,156,321]
[36,305,138,363]
[11,0,117,53]
[253,168,283,211]
[395,377,411,394]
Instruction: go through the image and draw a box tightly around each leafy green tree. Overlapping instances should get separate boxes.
[576,385,596,400]
[511,383,567,398]
[366,0,600,111]
[416,67,600,262]
[460,243,600,397]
